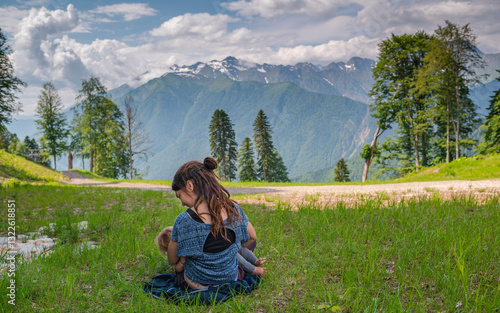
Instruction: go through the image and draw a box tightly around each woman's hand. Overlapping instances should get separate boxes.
[167,240,179,265]
[242,222,257,247]
[175,257,186,272]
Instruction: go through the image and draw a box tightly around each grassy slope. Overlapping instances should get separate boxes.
[0,149,65,183]
[397,154,500,182]
[0,185,498,312]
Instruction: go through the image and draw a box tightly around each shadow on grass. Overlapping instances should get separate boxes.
[0,163,50,182]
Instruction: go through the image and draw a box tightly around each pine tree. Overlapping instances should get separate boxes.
[480,70,500,154]
[227,134,238,181]
[35,82,69,170]
[334,158,350,182]
[23,136,39,150]
[253,109,274,182]
[237,137,257,181]
[0,28,26,133]
[268,149,289,182]
[209,109,237,181]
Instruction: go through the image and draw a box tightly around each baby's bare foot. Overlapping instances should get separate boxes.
[254,257,266,266]
[252,267,266,276]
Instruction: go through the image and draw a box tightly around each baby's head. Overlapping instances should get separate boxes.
[156,226,173,256]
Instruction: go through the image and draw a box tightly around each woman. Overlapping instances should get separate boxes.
[168,157,257,289]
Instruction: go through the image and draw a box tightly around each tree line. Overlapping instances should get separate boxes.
[361,20,500,181]
[209,109,289,182]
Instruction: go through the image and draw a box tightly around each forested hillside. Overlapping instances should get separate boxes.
[110,74,375,179]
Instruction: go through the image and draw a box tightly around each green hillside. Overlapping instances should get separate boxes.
[293,154,500,183]
[397,154,500,182]
[111,74,377,180]
[0,150,66,184]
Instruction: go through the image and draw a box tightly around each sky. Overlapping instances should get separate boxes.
[1,0,499,115]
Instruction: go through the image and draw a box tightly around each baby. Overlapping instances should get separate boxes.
[156,226,266,276]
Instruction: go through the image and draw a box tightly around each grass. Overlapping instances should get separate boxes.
[0,149,65,184]
[1,185,499,312]
[397,154,500,182]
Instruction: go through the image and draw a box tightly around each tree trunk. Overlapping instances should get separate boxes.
[68,152,73,170]
[90,148,94,173]
[222,154,226,181]
[446,98,450,163]
[362,125,384,182]
[129,133,133,180]
[263,161,267,182]
[454,75,461,159]
[129,151,133,179]
[413,134,420,172]
[422,133,427,167]
[362,159,371,183]
[53,155,57,171]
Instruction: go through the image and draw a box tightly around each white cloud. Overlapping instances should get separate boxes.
[13,4,79,66]
[10,3,91,91]
[242,36,379,65]
[0,6,30,33]
[9,0,500,116]
[222,0,350,18]
[89,3,157,22]
[150,13,238,40]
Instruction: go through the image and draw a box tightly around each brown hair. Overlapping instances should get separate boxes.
[171,157,241,241]
[156,226,172,256]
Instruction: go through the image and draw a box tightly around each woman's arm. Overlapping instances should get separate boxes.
[242,221,257,247]
[167,240,180,265]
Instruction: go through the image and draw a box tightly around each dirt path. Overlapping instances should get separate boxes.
[236,179,500,207]
[61,171,499,206]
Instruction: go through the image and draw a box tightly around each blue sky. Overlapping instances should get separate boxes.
[1,0,499,115]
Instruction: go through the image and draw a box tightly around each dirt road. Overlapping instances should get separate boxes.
[61,170,499,206]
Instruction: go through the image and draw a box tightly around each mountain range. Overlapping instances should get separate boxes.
[8,53,500,181]
[166,56,375,103]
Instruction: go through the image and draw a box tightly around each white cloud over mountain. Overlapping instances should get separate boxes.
[1,0,499,115]
[150,13,238,39]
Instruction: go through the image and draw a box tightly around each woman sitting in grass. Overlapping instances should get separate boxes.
[161,157,264,289]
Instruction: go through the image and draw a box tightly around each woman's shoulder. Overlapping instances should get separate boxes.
[173,211,191,228]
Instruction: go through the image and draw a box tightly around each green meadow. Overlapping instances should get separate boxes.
[1,185,499,312]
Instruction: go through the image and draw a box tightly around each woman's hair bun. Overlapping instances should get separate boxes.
[203,157,218,171]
